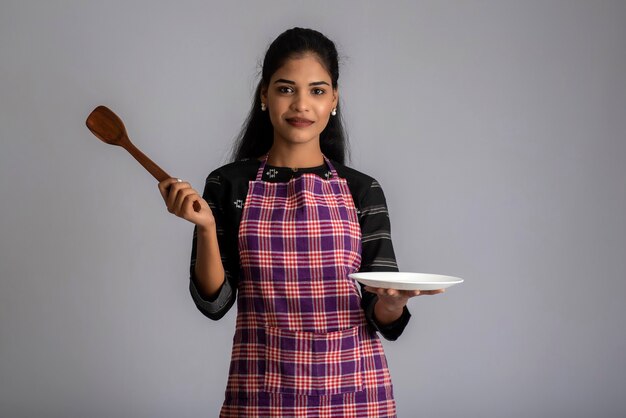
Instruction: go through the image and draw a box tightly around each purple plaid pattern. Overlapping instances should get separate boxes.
[220,155,396,417]
[264,325,363,396]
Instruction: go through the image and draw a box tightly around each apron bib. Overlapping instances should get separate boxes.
[220,155,396,417]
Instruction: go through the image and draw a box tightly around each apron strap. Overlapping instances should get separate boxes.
[255,154,269,181]
[255,153,338,181]
[323,155,339,178]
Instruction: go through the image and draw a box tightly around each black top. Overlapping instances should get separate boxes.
[189,158,410,341]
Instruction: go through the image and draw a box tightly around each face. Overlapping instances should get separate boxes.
[261,54,338,147]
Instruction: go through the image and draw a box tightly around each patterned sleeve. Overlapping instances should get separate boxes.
[188,171,239,320]
[358,178,411,341]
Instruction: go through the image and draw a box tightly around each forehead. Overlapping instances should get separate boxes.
[270,54,332,83]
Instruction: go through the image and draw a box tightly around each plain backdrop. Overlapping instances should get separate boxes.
[1,1,625,417]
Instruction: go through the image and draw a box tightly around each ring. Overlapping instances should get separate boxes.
[177,178,183,183]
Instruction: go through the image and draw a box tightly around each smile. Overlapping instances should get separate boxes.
[286,117,314,128]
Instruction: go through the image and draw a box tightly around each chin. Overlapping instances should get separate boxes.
[278,131,320,144]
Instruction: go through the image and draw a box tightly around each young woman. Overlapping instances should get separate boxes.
[159,27,443,418]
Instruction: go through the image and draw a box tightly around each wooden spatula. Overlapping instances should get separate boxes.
[86,105,170,181]
[86,105,201,212]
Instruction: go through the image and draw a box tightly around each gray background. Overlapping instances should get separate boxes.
[1,0,625,417]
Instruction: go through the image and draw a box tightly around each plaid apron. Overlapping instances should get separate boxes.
[220,155,396,417]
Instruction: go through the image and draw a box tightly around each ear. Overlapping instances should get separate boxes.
[260,85,268,105]
[332,88,339,109]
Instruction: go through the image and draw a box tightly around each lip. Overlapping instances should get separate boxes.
[286,117,314,127]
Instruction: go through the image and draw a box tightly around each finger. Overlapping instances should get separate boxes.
[381,288,394,296]
[364,286,382,295]
[180,189,202,218]
[422,289,446,295]
[166,181,192,211]
[183,193,203,216]
[371,287,389,297]
[158,178,181,200]
[405,290,421,297]
[175,190,201,216]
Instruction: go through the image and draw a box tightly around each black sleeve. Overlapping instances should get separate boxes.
[358,178,411,341]
[188,171,239,320]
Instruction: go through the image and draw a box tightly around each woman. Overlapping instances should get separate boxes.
[159,27,443,418]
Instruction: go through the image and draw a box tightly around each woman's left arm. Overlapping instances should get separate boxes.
[355,177,415,340]
[356,178,445,328]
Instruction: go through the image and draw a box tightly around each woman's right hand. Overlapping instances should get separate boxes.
[158,178,215,229]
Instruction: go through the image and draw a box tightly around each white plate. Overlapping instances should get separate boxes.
[348,272,464,291]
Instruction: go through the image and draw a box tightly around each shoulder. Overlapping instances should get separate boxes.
[206,159,260,183]
[330,160,391,209]
[331,160,381,191]
[201,159,260,207]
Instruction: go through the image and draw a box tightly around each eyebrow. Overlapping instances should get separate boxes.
[274,78,330,87]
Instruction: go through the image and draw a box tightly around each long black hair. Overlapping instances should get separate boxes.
[230,28,349,164]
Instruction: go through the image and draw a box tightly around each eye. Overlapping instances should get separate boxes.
[311,88,325,95]
[278,86,294,94]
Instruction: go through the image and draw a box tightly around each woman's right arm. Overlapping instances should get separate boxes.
[158,178,225,298]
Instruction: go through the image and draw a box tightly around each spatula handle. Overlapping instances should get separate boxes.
[125,139,201,212]
[123,140,170,182]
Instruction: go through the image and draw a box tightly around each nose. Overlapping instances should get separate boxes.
[290,91,309,112]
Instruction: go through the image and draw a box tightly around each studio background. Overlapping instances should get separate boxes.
[1,1,625,417]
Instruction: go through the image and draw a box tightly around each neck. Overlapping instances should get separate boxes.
[266,142,324,169]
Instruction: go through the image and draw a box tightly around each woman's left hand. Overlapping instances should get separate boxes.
[363,286,445,312]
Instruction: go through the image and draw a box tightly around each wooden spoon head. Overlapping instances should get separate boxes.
[86,105,129,146]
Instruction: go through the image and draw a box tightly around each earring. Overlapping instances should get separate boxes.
[261,103,267,111]
[331,108,337,116]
